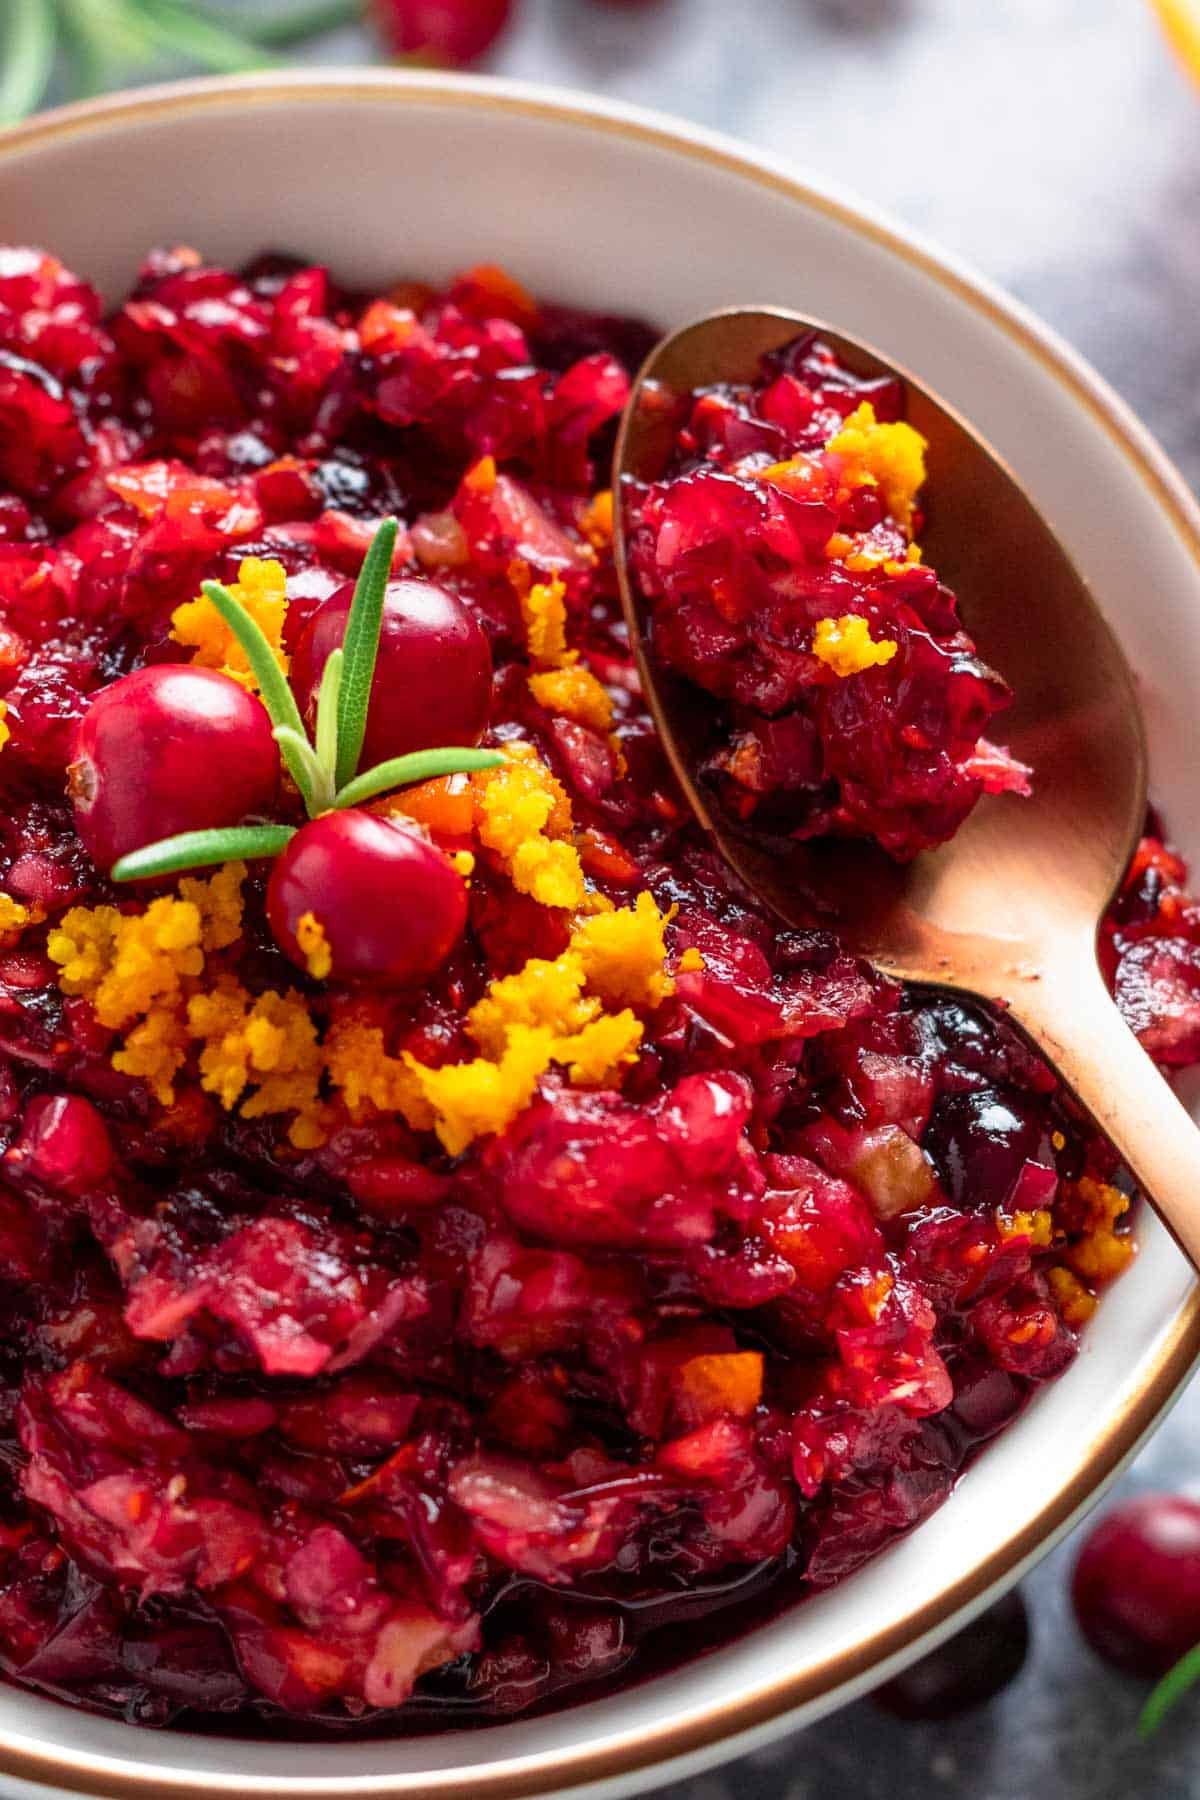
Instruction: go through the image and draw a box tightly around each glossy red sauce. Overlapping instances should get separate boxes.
[0,246,1189,1733]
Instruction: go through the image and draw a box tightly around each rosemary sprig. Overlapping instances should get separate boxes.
[0,0,360,128]
[335,746,503,811]
[57,0,108,98]
[273,724,334,815]
[315,647,344,781]
[112,824,296,884]
[0,0,56,127]
[113,519,503,883]
[133,0,276,73]
[207,0,358,47]
[1138,1642,1200,1739]
[335,517,399,789]
[199,578,317,813]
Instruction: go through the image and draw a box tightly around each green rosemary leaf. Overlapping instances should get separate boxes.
[111,824,295,883]
[274,725,333,817]
[314,647,344,784]
[68,0,160,63]
[199,581,306,742]
[1138,1641,1200,1739]
[0,0,56,127]
[200,581,317,809]
[334,518,400,790]
[131,0,276,72]
[57,0,107,98]
[334,746,504,812]
[203,0,358,49]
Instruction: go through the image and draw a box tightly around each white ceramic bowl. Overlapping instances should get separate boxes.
[0,69,1198,1800]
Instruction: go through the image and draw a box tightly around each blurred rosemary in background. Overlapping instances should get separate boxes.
[0,0,740,128]
[0,0,359,124]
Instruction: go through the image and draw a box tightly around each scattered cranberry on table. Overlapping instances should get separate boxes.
[267,809,469,985]
[291,576,492,766]
[67,666,278,874]
[1072,1493,1200,1678]
[367,0,515,63]
[873,1588,1030,1720]
[366,0,668,66]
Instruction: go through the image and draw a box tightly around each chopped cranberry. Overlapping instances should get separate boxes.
[1115,937,1200,1065]
[490,1072,761,1250]
[7,1094,112,1196]
[1072,1495,1200,1677]
[626,340,1026,860]
[267,809,468,985]
[0,242,1175,1740]
[291,577,492,766]
[68,666,278,871]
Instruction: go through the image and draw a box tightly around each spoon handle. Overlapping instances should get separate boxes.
[1006,946,1200,1274]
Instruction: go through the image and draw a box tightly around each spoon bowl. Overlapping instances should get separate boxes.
[614,307,1200,1270]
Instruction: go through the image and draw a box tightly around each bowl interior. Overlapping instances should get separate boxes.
[1,73,1198,1800]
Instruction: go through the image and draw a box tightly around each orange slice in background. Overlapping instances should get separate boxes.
[1150,0,1200,84]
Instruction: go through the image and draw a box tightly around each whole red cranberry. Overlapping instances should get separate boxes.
[873,1588,1029,1720]
[291,578,492,770]
[1072,1494,1200,1677]
[368,0,513,65]
[10,1094,113,1196]
[68,666,278,873]
[267,809,467,986]
[923,1088,1043,1209]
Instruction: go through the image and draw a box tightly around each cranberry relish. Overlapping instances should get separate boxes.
[625,335,1031,857]
[0,244,1189,1736]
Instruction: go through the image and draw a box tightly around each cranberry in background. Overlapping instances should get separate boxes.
[365,0,666,67]
[873,1589,1030,1720]
[1072,1494,1200,1678]
[368,0,515,64]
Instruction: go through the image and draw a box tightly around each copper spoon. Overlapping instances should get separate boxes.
[613,306,1200,1271]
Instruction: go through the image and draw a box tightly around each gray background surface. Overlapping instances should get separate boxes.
[36,1,1200,1793]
